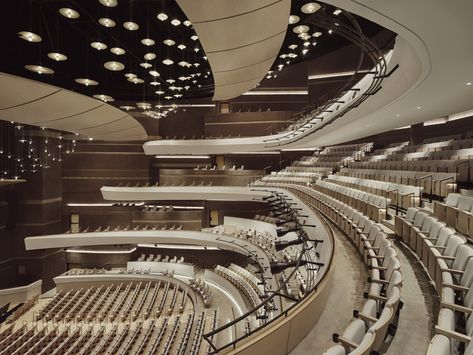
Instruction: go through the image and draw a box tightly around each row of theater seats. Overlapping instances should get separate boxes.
[279,184,403,354]
[395,207,473,354]
[326,174,421,209]
[314,180,390,222]
[137,254,185,264]
[284,166,333,175]
[36,281,189,323]
[188,278,213,308]
[252,175,315,186]
[340,167,456,198]
[433,193,473,239]
[194,165,245,170]
[66,224,184,233]
[64,268,107,275]
[215,265,264,310]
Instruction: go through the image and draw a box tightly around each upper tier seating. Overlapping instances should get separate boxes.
[326,174,421,210]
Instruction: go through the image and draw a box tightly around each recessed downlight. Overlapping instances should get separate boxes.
[99,0,117,8]
[141,38,155,46]
[59,8,80,19]
[301,2,321,14]
[90,41,107,50]
[104,61,125,71]
[48,52,67,61]
[144,53,156,60]
[75,78,99,86]
[93,94,114,102]
[293,25,309,34]
[18,31,42,42]
[110,47,125,55]
[24,65,54,74]
[124,73,137,78]
[313,31,323,37]
[183,20,191,27]
[123,21,139,31]
[171,19,181,26]
[163,39,175,46]
[157,13,168,21]
[98,18,116,27]
[288,15,300,24]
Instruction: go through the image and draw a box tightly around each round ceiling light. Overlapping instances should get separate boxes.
[104,61,125,71]
[162,59,173,66]
[144,53,156,60]
[59,8,80,19]
[128,77,144,84]
[171,19,181,26]
[150,81,160,86]
[140,63,152,68]
[48,52,67,61]
[75,78,99,86]
[178,61,191,67]
[123,21,139,31]
[141,38,155,46]
[166,79,175,83]
[18,31,42,42]
[155,90,165,95]
[90,41,107,50]
[183,20,192,27]
[93,94,114,102]
[110,47,125,55]
[149,70,160,77]
[312,31,323,37]
[301,2,321,14]
[299,33,311,40]
[288,15,300,24]
[157,13,168,21]
[190,35,198,41]
[24,65,54,74]
[293,25,309,34]
[163,39,175,46]
[98,18,116,27]
[99,0,117,8]
[288,44,298,50]
[124,73,137,79]
[177,44,186,50]
[120,106,135,110]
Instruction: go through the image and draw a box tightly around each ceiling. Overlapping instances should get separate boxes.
[0,0,386,122]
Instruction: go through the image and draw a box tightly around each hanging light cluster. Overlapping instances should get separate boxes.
[0,121,83,180]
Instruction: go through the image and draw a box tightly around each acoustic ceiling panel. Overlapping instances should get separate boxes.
[177,0,290,101]
[0,72,147,141]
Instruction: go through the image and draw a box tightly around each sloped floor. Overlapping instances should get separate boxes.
[290,221,437,355]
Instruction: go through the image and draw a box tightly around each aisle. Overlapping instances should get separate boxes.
[290,224,368,355]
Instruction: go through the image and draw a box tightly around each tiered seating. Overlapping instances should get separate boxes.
[291,143,373,172]
[6,295,38,323]
[352,136,473,184]
[188,278,212,307]
[326,174,421,209]
[253,170,322,186]
[215,265,263,310]
[280,185,402,354]
[137,254,185,264]
[433,193,473,239]
[340,168,456,198]
[66,223,183,234]
[395,207,473,354]
[314,180,390,222]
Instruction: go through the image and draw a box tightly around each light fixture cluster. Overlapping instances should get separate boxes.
[14,0,213,112]
[0,122,81,179]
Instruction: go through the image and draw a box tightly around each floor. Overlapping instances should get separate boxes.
[290,221,437,355]
[290,225,368,355]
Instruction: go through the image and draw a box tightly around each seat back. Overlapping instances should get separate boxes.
[445,193,461,207]
[435,227,456,246]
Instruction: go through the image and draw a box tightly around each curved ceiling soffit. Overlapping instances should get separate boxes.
[0,72,148,141]
[177,0,291,101]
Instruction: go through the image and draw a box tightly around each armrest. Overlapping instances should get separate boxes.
[435,325,471,343]
[431,246,447,250]
[337,336,359,349]
[436,256,456,261]
[367,255,385,260]
[441,301,473,314]
[369,266,387,271]
[358,312,379,323]
[442,283,469,292]
[369,278,390,285]
[367,294,388,302]
[440,268,464,275]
